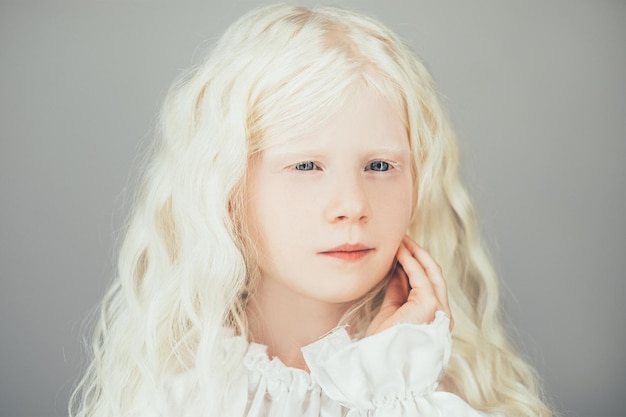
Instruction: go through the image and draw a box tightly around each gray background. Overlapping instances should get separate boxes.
[1,1,624,417]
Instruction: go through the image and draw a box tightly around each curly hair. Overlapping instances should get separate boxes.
[70,4,552,416]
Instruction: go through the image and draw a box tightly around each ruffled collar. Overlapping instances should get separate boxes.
[157,313,494,417]
[243,341,317,389]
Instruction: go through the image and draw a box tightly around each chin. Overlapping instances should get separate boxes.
[322,278,386,305]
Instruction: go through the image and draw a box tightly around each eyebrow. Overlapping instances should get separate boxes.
[266,144,409,157]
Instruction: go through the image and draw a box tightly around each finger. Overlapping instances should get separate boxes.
[384,262,409,304]
[396,242,432,292]
[402,236,449,306]
[403,236,453,326]
[397,245,438,314]
[366,264,409,336]
[395,244,444,327]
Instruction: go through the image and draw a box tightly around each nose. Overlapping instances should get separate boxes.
[324,173,372,224]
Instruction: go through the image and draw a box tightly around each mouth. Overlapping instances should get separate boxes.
[319,243,374,261]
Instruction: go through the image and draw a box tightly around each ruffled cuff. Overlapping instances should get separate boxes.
[301,311,452,413]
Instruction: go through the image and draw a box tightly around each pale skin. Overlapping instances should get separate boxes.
[245,83,452,370]
[366,237,454,336]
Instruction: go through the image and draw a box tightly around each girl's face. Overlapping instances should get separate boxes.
[246,85,413,307]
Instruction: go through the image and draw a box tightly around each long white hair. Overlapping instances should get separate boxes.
[71,4,552,416]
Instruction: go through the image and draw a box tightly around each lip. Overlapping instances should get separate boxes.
[319,243,374,261]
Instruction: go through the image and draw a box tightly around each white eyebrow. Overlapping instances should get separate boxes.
[266,142,408,155]
[366,145,408,154]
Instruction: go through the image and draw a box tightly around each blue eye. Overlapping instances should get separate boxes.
[295,161,316,171]
[369,161,390,172]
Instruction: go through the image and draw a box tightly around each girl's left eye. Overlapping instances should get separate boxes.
[368,161,391,172]
[294,161,317,171]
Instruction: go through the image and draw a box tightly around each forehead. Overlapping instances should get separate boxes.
[259,84,408,155]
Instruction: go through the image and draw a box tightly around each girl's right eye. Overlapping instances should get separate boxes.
[294,161,316,171]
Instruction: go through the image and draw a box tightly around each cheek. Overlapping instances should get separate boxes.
[246,177,313,254]
[262,174,327,225]
[371,178,413,228]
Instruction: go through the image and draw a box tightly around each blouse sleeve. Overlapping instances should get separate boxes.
[301,311,495,417]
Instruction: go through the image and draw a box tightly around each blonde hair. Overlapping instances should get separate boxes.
[71,4,551,417]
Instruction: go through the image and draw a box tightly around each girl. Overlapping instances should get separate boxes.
[71,4,552,417]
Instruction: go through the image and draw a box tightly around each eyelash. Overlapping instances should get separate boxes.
[292,160,393,172]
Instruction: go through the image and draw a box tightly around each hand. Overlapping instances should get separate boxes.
[365,235,453,336]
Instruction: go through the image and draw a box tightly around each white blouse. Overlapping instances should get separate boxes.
[157,312,495,417]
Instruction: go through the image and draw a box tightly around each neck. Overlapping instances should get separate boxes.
[246,280,350,370]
